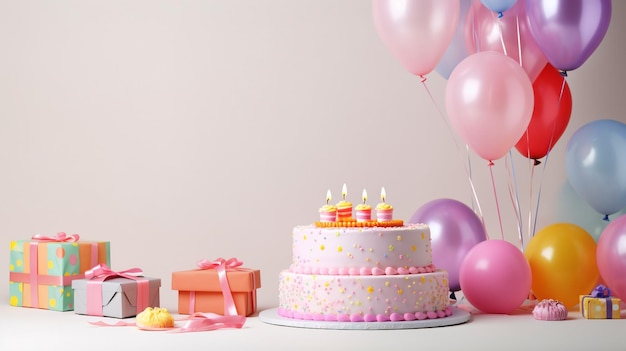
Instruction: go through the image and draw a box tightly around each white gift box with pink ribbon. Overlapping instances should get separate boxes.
[72,264,161,318]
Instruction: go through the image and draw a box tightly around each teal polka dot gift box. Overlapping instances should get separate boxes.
[9,232,110,311]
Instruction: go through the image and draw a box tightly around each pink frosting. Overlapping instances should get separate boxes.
[289,263,436,276]
[533,299,568,321]
[277,306,454,322]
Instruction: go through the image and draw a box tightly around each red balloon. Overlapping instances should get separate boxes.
[515,64,572,161]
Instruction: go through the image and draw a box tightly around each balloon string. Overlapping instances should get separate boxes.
[520,127,535,243]
[505,150,524,249]
[466,144,476,212]
[421,79,486,232]
[488,161,504,240]
[471,6,479,52]
[495,12,508,56]
[531,76,565,237]
[558,75,566,102]
[528,156,536,240]
[516,14,522,68]
[516,13,530,248]
[532,119,560,236]
[532,157,549,236]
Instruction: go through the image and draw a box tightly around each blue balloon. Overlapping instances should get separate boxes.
[565,119,626,219]
[555,182,626,242]
[435,0,472,79]
[480,0,517,15]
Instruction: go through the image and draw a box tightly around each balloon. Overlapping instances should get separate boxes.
[409,198,487,292]
[480,0,517,16]
[524,223,599,308]
[445,51,534,162]
[435,0,472,79]
[459,240,531,314]
[565,119,626,219]
[515,64,572,161]
[555,182,625,243]
[525,0,612,72]
[597,214,626,301]
[466,0,547,83]
[372,0,460,77]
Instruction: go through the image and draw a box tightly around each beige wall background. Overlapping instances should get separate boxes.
[1,0,625,311]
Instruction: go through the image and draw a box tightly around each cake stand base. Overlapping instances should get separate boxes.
[258,306,471,330]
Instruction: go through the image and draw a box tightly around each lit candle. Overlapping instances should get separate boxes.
[335,183,353,221]
[355,189,372,222]
[375,187,393,222]
[319,189,337,222]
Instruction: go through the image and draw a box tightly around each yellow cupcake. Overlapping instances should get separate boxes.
[136,307,175,328]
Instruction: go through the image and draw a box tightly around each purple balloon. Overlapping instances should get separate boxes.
[409,198,487,292]
[525,0,612,72]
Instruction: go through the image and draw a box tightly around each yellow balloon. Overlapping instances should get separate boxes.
[524,223,599,309]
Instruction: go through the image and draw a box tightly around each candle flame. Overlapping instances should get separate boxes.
[380,187,386,203]
[362,189,367,204]
[326,189,332,204]
[341,183,347,200]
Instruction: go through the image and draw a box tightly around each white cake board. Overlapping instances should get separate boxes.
[258,307,471,330]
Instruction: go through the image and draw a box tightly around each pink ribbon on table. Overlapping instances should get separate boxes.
[88,312,246,333]
[189,257,243,316]
[85,264,150,316]
[171,312,246,333]
[24,232,80,308]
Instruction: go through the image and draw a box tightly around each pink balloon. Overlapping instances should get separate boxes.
[466,0,547,82]
[597,214,626,301]
[459,240,532,314]
[372,0,460,77]
[445,51,534,162]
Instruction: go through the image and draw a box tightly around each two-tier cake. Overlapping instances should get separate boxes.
[277,186,452,322]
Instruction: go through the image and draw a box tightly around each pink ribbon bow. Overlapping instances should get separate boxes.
[85,264,144,280]
[192,257,243,316]
[197,257,243,270]
[85,264,149,317]
[31,232,80,242]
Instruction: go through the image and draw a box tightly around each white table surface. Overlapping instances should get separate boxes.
[1,302,625,351]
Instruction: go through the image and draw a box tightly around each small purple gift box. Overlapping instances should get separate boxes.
[580,285,621,319]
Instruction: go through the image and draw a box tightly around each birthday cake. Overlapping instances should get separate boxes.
[277,186,452,322]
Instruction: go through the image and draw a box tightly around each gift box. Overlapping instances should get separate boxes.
[8,233,110,311]
[172,258,261,316]
[580,285,621,319]
[72,266,161,319]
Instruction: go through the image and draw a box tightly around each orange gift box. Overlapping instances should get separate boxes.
[172,260,260,316]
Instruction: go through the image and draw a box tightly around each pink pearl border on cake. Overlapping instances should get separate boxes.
[289,263,436,276]
[277,306,454,322]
